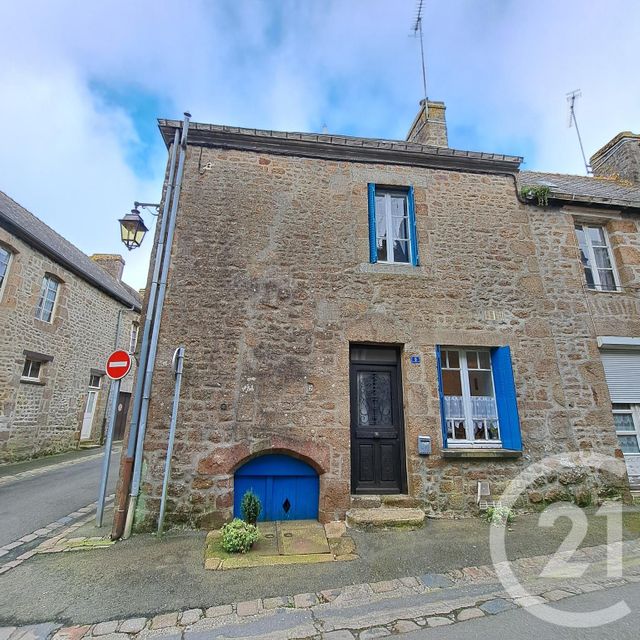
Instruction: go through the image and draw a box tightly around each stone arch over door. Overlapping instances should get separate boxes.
[233,453,320,521]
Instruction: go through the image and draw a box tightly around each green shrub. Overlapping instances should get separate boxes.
[484,505,515,527]
[220,518,259,553]
[241,490,262,525]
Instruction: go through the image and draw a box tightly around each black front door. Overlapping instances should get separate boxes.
[350,346,406,494]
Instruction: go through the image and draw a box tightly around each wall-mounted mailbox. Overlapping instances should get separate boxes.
[418,435,431,455]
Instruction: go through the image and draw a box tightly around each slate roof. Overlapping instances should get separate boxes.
[0,190,141,310]
[158,119,523,174]
[519,171,640,209]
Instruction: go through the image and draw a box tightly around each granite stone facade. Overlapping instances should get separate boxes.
[132,114,640,530]
[0,193,141,462]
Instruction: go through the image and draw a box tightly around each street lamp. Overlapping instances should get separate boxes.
[118,202,159,251]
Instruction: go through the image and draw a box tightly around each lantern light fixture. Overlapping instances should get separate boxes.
[118,202,159,251]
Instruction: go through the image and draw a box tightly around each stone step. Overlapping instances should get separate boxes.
[350,494,422,509]
[78,441,101,449]
[346,507,426,531]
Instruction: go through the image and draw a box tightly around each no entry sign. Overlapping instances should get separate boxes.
[106,350,132,380]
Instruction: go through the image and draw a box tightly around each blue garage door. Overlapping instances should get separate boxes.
[234,454,319,521]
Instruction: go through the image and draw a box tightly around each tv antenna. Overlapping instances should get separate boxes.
[411,0,428,112]
[566,90,592,175]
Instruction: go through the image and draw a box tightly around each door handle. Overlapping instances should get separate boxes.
[373,431,380,439]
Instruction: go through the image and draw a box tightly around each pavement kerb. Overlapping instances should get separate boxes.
[2,538,639,640]
[0,495,115,576]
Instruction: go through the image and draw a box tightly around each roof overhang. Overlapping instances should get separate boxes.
[158,120,522,175]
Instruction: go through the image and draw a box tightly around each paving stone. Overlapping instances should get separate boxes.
[263,596,290,610]
[92,621,119,636]
[324,521,347,539]
[16,551,37,561]
[426,617,453,627]
[87,635,129,640]
[393,620,421,633]
[11,623,61,640]
[398,577,421,589]
[179,609,202,626]
[321,631,354,640]
[204,605,233,618]
[479,599,517,615]
[542,589,574,601]
[150,614,178,630]
[319,589,341,603]
[19,534,38,543]
[456,607,485,621]
[359,627,390,639]
[293,592,319,608]
[0,567,12,575]
[2,541,23,551]
[117,618,147,634]
[236,600,261,617]
[420,574,454,589]
[52,625,91,640]
[370,580,400,594]
[0,550,8,558]
[33,529,51,536]
[514,596,545,608]
[0,627,16,640]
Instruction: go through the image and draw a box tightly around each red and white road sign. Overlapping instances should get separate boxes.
[105,350,132,380]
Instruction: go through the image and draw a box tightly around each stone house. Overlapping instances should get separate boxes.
[0,191,141,462]
[131,102,640,530]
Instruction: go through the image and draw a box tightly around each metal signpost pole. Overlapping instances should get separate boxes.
[157,347,185,535]
[97,377,121,527]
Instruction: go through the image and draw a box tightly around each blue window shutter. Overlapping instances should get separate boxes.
[408,186,419,266]
[435,345,447,448]
[367,183,377,264]
[491,346,522,451]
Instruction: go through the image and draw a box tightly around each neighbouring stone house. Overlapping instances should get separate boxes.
[132,102,640,530]
[0,191,141,462]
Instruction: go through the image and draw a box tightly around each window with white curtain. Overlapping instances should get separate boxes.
[441,348,500,445]
[0,246,12,300]
[374,189,412,264]
[575,224,619,292]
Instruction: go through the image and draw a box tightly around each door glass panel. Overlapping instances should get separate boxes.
[357,371,392,427]
[350,347,398,363]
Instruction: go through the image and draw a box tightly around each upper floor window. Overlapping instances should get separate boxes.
[129,322,139,354]
[89,374,102,389]
[0,246,12,300]
[436,345,522,451]
[35,275,60,322]
[575,224,619,292]
[367,184,418,266]
[22,358,42,381]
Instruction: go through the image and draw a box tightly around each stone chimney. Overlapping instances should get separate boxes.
[590,132,640,183]
[91,254,125,281]
[406,99,448,147]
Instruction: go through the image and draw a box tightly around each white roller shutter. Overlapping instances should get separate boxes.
[601,349,640,403]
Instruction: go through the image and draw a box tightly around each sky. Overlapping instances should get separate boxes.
[1,0,639,289]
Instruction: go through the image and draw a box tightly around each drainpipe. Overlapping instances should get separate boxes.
[122,112,191,539]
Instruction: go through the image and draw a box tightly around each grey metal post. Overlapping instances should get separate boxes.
[97,377,121,527]
[157,347,185,535]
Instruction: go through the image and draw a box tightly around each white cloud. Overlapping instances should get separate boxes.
[1,0,639,291]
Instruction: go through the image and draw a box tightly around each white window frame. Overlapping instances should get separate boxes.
[612,404,640,455]
[575,223,620,292]
[0,245,12,302]
[89,374,102,389]
[21,358,42,382]
[375,189,413,265]
[129,322,139,354]
[35,275,60,322]
[442,348,501,448]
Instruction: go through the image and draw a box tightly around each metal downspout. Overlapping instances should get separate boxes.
[123,112,191,538]
[112,127,180,540]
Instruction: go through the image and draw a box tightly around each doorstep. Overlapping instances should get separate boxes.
[204,520,357,570]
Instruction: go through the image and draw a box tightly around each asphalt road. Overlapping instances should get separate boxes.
[0,449,120,547]
[404,583,640,639]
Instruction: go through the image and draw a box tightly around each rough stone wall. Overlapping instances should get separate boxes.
[135,144,631,530]
[0,229,139,462]
[590,134,640,183]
